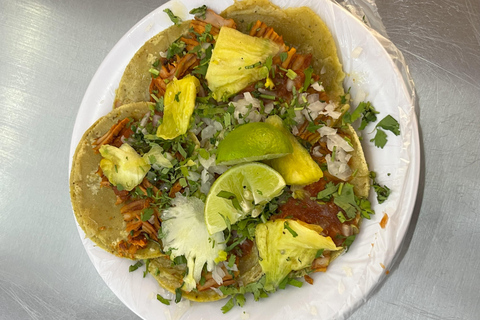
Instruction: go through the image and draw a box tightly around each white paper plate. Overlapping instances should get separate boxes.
[69,0,420,319]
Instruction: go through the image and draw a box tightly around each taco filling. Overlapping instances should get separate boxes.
[71,0,374,311]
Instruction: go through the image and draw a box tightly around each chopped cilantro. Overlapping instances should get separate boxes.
[306,121,323,133]
[179,177,187,188]
[148,68,159,76]
[156,294,171,305]
[175,287,182,303]
[333,183,358,219]
[283,221,298,237]
[355,101,379,130]
[316,182,338,201]
[303,66,314,91]
[140,208,154,222]
[315,249,324,259]
[129,261,143,272]
[370,127,388,148]
[163,8,182,26]
[189,5,207,19]
[373,182,391,204]
[166,40,186,60]
[221,297,235,313]
[245,61,262,69]
[198,148,210,160]
[286,69,297,80]
[143,259,150,278]
[236,294,246,307]
[228,254,236,268]
[279,276,303,289]
[358,198,374,219]
[376,115,400,136]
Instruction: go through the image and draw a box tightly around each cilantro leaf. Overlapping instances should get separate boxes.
[357,101,379,130]
[156,294,171,305]
[189,5,207,19]
[373,182,391,204]
[333,183,358,219]
[343,234,356,250]
[370,171,391,203]
[357,198,374,219]
[303,66,314,91]
[283,221,298,237]
[315,249,324,259]
[221,297,235,313]
[175,287,182,303]
[163,8,182,26]
[376,115,400,136]
[370,127,388,148]
[143,259,150,278]
[236,294,246,307]
[140,208,154,222]
[129,261,143,272]
[316,182,338,201]
[166,40,186,59]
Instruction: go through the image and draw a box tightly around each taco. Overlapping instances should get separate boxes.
[71,0,373,310]
[70,102,163,259]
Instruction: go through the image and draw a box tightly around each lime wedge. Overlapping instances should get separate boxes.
[216,122,293,166]
[204,162,286,234]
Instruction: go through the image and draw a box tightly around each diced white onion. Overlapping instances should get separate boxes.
[317,126,337,137]
[326,154,352,181]
[210,287,224,296]
[286,79,295,92]
[312,145,323,158]
[223,261,238,272]
[326,134,354,153]
[264,102,274,114]
[307,93,319,104]
[292,125,299,135]
[152,114,161,127]
[312,82,325,92]
[140,112,150,128]
[258,88,276,96]
[212,264,225,285]
[320,103,342,119]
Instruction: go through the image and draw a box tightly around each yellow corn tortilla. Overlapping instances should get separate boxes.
[70,102,163,259]
[113,22,190,108]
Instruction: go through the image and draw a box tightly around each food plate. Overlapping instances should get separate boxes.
[68,0,420,319]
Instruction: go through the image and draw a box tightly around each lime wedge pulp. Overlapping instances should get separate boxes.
[204,162,286,234]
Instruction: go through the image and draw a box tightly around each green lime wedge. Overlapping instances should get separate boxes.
[204,162,286,234]
[216,121,293,166]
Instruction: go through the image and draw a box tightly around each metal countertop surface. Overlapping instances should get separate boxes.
[1,0,479,319]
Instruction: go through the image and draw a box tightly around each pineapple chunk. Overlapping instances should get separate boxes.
[99,143,151,191]
[206,27,281,101]
[156,75,200,139]
[265,115,323,185]
[255,219,340,291]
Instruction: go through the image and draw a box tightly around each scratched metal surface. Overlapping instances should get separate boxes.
[0,0,479,319]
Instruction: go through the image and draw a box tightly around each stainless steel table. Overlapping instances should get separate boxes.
[1,0,479,319]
